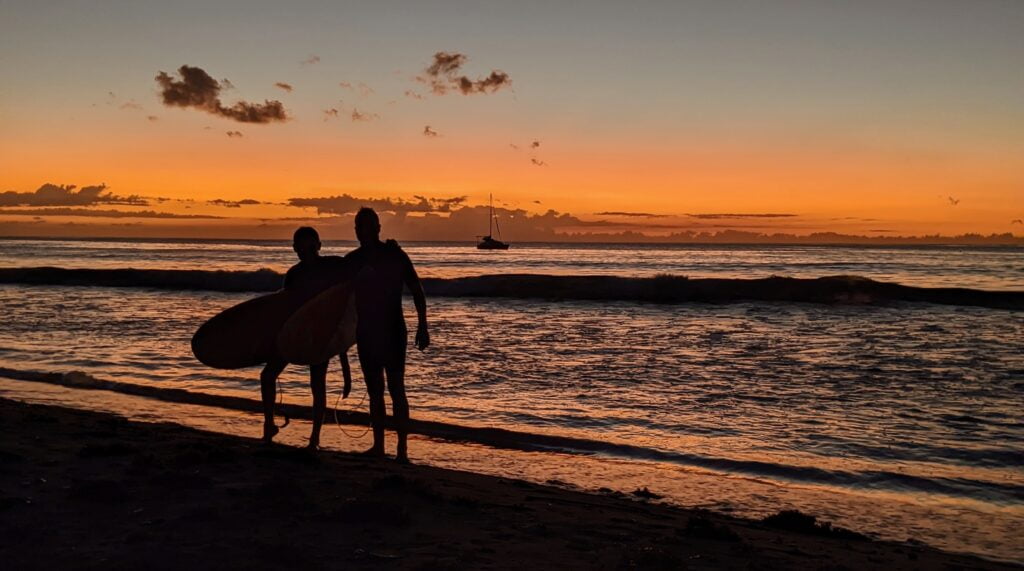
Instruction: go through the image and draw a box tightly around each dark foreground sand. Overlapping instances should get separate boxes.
[0,398,1013,570]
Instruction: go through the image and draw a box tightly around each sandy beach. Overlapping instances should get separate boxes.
[0,397,1013,570]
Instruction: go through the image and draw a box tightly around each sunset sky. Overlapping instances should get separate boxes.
[1,0,1022,241]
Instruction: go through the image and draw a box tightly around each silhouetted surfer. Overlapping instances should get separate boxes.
[261,226,349,448]
[345,207,429,462]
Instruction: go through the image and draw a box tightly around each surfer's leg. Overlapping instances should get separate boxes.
[358,349,387,456]
[385,363,409,462]
[308,362,328,450]
[385,333,409,462]
[260,360,286,441]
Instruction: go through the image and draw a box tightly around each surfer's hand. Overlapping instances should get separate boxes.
[415,324,430,351]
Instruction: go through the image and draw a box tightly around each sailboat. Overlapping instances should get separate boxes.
[476,193,510,250]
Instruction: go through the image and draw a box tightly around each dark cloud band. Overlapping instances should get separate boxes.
[1,184,147,207]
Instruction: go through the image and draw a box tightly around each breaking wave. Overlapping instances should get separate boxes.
[1,266,1022,309]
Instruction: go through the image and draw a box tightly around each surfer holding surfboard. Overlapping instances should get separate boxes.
[260,226,351,447]
[345,207,429,463]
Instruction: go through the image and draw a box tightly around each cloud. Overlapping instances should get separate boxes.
[274,82,293,92]
[323,108,340,121]
[423,125,439,137]
[119,101,143,111]
[288,193,467,216]
[0,183,148,207]
[301,55,320,66]
[350,108,379,122]
[0,208,222,219]
[155,65,289,124]
[530,140,541,149]
[685,213,798,219]
[454,71,511,94]
[531,158,547,167]
[595,211,669,218]
[339,82,374,97]
[948,196,960,206]
[207,198,262,208]
[404,90,425,100]
[226,130,243,138]
[417,51,512,96]
[146,115,159,122]
[1012,219,1023,225]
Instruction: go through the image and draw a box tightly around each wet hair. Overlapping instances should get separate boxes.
[293,226,319,242]
[355,207,380,228]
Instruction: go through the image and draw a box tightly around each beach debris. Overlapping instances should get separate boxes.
[760,510,868,541]
[630,486,663,500]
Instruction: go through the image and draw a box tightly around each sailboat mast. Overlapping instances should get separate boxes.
[489,193,493,237]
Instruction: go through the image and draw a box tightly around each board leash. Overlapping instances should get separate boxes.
[276,377,290,429]
[333,383,371,439]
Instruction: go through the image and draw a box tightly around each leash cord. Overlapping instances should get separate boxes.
[276,377,290,429]
[334,383,371,438]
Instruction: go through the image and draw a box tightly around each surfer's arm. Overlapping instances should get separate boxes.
[402,253,429,350]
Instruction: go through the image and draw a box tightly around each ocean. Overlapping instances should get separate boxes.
[0,238,1021,562]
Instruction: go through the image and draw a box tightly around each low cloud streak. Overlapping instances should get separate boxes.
[1,183,147,207]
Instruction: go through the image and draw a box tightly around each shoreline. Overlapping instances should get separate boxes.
[2,367,1018,507]
[0,397,1016,569]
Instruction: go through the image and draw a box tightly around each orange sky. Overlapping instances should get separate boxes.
[2,1,1022,241]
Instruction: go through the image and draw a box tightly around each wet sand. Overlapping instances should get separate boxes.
[0,397,1014,570]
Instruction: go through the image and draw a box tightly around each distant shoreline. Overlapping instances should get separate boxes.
[1,235,1023,247]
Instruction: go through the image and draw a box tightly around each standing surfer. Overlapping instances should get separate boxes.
[261,226,350,448]
[345,207,429,463]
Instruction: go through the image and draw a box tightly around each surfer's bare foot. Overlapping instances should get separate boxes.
[396,441,409,463]
[360,446,386,458]
[262,423,279,443]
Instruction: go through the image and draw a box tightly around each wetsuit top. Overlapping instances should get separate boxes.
[343,240,417,342]
[283,255,352,306]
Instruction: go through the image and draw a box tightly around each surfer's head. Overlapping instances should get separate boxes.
[354,207,381,245]
[292,226,321,261]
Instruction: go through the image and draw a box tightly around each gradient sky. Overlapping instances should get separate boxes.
[1,0,1022,240]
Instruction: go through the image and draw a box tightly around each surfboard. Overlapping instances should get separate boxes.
[191,291,302,369]
[276,281,357,366]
